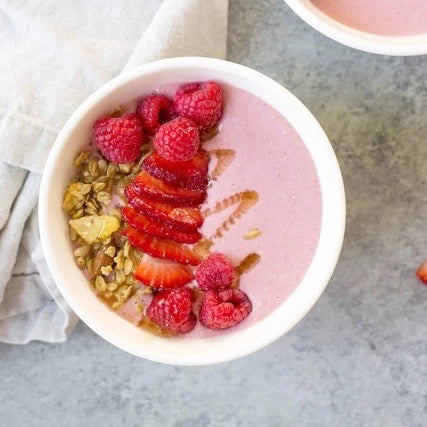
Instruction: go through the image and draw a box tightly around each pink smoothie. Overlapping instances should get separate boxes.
[120,83,322,338]
[310,0,427,36]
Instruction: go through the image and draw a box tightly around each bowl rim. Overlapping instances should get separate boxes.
[284,0,427,56]
[39,57,346,365]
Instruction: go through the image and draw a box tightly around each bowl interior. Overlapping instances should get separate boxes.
[284,0,427,56]
[39,57,345,365]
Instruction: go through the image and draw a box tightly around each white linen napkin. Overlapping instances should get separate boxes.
[0,0,228,344]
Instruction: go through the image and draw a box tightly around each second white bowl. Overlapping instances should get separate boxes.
[284,0,427,56]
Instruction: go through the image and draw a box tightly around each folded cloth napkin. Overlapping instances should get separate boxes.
[0,0,228,344]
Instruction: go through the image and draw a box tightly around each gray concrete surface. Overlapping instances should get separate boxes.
[1,1,426,426]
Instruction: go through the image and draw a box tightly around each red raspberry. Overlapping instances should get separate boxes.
[416,261,427,285]
[93,113,144,164]
[146,287,196,334]
[199,288,252,330]
[153,117,199,162]
[137,94,174,135]
[174,81,223,130]
[195,253,236,291]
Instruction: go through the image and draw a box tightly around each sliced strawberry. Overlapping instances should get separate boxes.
[135,254,193,288]
[143,150,210,190]
[416,261,427,285]
[125,185,203,233]
[122,206,201,244]
[123,226,201,266]
[131,170,207,206]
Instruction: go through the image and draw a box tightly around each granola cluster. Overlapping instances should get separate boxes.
[63,150,148,310]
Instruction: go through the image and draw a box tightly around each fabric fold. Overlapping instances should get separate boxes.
[123,0,228,70]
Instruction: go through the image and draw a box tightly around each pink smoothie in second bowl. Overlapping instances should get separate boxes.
[119,83,323,338]
[310,0,427,37]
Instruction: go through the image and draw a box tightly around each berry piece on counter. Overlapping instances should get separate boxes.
[174,81,222,130]
[153,117,200,162]
[122,206,201,244]
[125,185,203,233]
[93,113,144,163]
[135,254,193,288]
[199,288,252,330]
[143,150,210,190]
[416,261,427,285]
[123,226,201,266]
[146,287,196,333]
[130,170,207,206]
[137,94,174,135]
[195,253,236,291]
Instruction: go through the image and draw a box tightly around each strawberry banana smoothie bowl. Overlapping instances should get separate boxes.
[310,0,427,37]
[63,80,322,338]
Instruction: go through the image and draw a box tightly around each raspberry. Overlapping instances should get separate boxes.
[199,288,252,330]
[146,287,196,333]
[195,253,236,291]
[137,94,174,135]
[93,113,144,163]
[416,261,427,285]
[174,81,222,130]
[153,117,199,162]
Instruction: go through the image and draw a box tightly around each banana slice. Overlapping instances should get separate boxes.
[69,215,120,244]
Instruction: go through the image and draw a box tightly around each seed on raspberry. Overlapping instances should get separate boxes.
[93,113,145,164]
[174,81,223,130]
[153,117,200,162]
[195,253,236,291]
[137,94,174,136]
[199,288,252,330]
[146,287,196,334]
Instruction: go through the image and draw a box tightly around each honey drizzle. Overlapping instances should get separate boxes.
[202,190,258,218]
[209,149,236,181]
[203,191,259,240]
[194,191,259,261]
[235,253,261,276]
[232,253,261,288]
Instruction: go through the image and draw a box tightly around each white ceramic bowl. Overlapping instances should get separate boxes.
[284,0,427,56]
[39,57,345,365]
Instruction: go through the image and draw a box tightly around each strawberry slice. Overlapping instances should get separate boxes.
[123,226,201,266]
[143,150,210,190]
[131,170,207,206]
[416,261,427,285]
[135,254,193,288]
[125,185,203,233]
[122,206,201,244]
